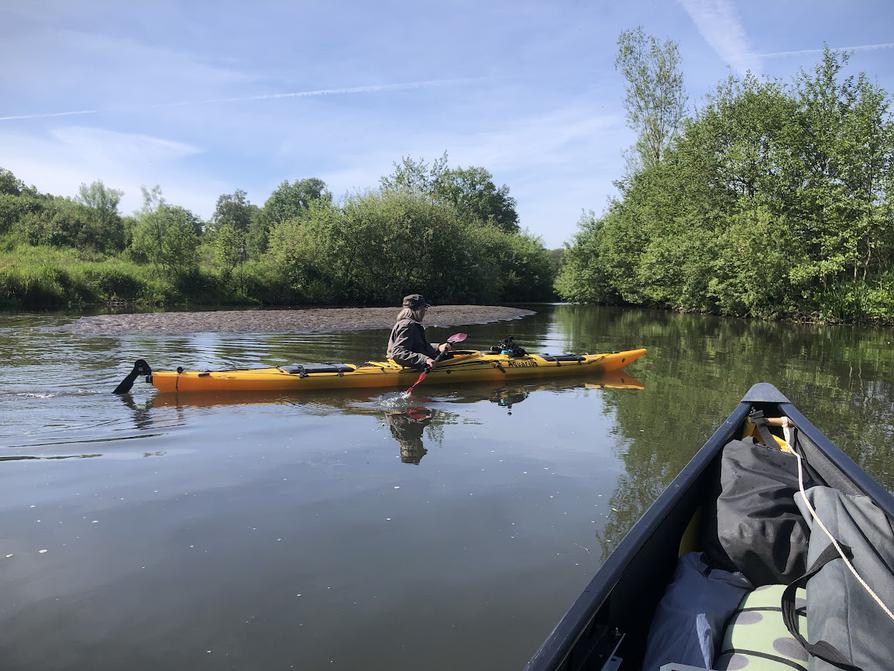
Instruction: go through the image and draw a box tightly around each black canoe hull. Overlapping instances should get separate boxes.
[526,382,894,671]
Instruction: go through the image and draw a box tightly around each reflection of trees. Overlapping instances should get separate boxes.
[553,304,894,555]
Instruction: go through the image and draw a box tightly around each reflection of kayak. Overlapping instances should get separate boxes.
[143,368,645,410]
[125,348,646,394]
[585,369,644,390]
[526,383,894,671]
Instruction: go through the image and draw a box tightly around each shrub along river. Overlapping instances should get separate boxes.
[1,304,892,670]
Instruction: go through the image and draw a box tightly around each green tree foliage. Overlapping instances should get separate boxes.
[380,154,449,196]
[615,27,687,169]
[254,178,330,255]
[0,168,26,196]
[559,48,894,323]
[140,185,165,213]
[268,191,552,305]
[207,189,258,274]
[0,193,44,235]
[262,178,330,225]
[130,204,202,278]
[0,162,554,308]
[76,180,125,251]
[555,212,619,304]
[17,197,125,252]
[381,154,521,232]
[465,225,553,299]
[435,166,520,233]
[269,192,484,304]
[0,172,123,251]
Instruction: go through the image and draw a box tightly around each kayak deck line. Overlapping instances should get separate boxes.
[113,348,647,394]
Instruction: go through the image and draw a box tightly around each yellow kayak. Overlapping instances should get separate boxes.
[126,348,646,394]
[142,368,646,408]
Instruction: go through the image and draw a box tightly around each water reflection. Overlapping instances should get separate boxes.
[4,305,893,671]
[384,408,434,464]
[490,388,529,414]
[124,370,644,466]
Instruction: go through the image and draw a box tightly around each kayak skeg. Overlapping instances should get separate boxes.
[118,348,646,394]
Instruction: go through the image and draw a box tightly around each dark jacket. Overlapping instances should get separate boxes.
[387,318,438,370]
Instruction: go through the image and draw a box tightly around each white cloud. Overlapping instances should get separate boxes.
[0,126,223,216]
[678,0,759,75]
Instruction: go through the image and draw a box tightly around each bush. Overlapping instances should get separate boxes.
[0,265,72,307]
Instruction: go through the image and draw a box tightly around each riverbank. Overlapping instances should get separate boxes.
[62,305,537,335]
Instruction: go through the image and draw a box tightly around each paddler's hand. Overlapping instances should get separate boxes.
[424,356,436,369]
[438,342,452,353]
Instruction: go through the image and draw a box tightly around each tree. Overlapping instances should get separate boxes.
[380,154,449,197]
[209,189,257,272]
[559,45,894,323]
[130,204,202,278]
[254,178,330,256]
[140,185,165,214]
[790,49,894,305]
[76,180,125,251]
[0,167,25,196]
[435,166,520,233]
[381,155,521,232]
[212,189,253,233]
[615,27,687,169]
[262,178,331,226]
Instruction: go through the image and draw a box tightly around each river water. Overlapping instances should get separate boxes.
[1,305,892,670]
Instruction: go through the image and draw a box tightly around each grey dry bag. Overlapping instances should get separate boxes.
[782,486,894,671]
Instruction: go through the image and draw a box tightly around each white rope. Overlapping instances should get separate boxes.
[788,421,894,623]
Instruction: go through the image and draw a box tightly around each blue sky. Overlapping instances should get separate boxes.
[2,1,893,248]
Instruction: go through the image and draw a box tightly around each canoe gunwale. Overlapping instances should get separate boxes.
[781,401,894,518]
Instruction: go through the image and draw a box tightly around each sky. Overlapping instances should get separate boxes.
[1,0,893,248]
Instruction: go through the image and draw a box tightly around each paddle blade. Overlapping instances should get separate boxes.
[447,332,468,344]
[404,371,428,397]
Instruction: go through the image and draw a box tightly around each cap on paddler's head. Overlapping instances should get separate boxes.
[402,293,431,310]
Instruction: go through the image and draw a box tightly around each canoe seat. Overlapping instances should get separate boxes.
[279,364,354,377]
[715,584,808,671]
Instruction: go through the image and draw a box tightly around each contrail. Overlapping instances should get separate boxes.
[0,77,480,122]
[0,109,98,122]
[759,41,894,58]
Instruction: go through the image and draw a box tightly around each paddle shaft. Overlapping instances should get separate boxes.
[404,349,449,395]
[404,332,468,396]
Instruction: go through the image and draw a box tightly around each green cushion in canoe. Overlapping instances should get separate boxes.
[715,584,808,670]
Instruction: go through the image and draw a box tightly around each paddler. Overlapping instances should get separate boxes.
[387,294,452,371]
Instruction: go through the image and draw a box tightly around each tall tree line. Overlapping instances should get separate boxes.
[558,38,894,323]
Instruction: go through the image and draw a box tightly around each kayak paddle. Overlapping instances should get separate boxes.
[404,332,468,396]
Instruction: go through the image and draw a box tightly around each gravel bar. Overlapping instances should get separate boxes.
[64,305,537,335]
